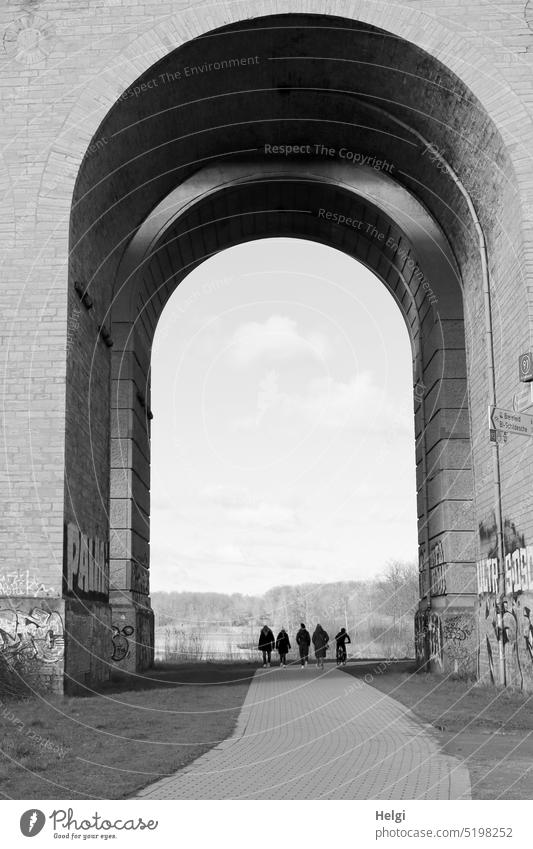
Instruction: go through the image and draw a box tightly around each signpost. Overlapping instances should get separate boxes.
[519,352,533,382]
[513,383,533,413]
[488,405,533,439]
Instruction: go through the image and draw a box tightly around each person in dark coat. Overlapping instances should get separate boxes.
[295,623,311,667]
[258,625,275,667]
[276,627,291,667]
[312,624,330,669]
[335,627,351,665]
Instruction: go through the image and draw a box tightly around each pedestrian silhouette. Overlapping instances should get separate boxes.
[276,627,291,667]
[312,624,329,669]
[296,623,311,667]
[257,625,275,667]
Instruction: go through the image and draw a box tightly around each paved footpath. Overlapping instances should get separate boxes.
[137,666,471,800]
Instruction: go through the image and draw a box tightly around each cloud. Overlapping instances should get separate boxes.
[202,483,298,531]
[227,502,297,531]
[214,543,247,563]
[202,484,252,508]
[234,371,412,433]
[227,315,329,366]
[298,373,376,429]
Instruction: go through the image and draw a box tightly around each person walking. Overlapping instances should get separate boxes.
[276,627,291,668]
[257,624,275,667]
[312,623,330,669]
[295,623,311,668]
[335,627,351,665]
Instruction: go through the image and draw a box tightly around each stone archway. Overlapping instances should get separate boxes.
[66,11,505,689]
[106,157,474,675]
[2,7,533,693]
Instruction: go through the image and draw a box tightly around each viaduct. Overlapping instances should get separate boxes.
[1,0,533,693]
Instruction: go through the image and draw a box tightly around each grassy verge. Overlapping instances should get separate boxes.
[341,663,533,799]
[0,662,254,800]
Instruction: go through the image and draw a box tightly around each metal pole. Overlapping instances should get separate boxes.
[492,444,507,686]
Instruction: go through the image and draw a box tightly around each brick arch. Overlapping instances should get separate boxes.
[4,6,533,696]
[104,158,474,675]
[56,10,533,690]
[38,1,533,270]
[18,5,527,694]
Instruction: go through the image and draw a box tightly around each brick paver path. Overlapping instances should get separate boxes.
[137,666,471,800]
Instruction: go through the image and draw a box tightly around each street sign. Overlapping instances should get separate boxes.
[489,405,533,437]
[519,352,533,382]
[489,429,508,444]
[513,383,533,413]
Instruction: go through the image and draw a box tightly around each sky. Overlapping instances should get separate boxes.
[149,238,418,595]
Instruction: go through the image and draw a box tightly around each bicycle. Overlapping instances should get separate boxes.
[336,643,347,666]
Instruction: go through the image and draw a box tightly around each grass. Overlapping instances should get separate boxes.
[341,662,533,799]
[0,662,254,800]
[5,659,532,800]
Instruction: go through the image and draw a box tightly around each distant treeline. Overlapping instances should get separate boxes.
[152,561,418,656]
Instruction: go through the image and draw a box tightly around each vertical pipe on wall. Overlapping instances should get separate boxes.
[480,268,507,687]
[417,346,433,672]
[416,337,432,617]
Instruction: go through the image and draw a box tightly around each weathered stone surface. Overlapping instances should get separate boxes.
[1,0,533,691]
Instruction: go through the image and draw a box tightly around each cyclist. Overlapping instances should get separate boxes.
[335,627,351,665]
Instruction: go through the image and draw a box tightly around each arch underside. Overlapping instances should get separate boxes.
[63,11,522,687]
[106,160,475,673]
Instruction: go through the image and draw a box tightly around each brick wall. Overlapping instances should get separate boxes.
[1,0,533,689]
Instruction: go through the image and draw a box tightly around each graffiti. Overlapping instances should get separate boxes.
[429,541,446,596]
[478,516,525,558]
[111,624,134,662]
[427,611,443,669]
[443,615,473,644]
[478,595,533,689]
[137,611,154,669]
[417,543,446,598]
[485,632,495,685]
[0,569,58,597]
[66,304,81,357]
[430,541,444,568]
[442,614,475,674]
[477,545,533,595]
[477,556,499,594]
[419,569,428,600]
[129,561,149,596]
[476,519,533,687]
[415,610,443,669]
[430,564,447,596]
[524,607,533,664]
[0,607,64,669]
[480,596,500,686]
[64,522,109,597]
[418,546,428,599]
[415,609,475,675]
[414,610,426,666]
